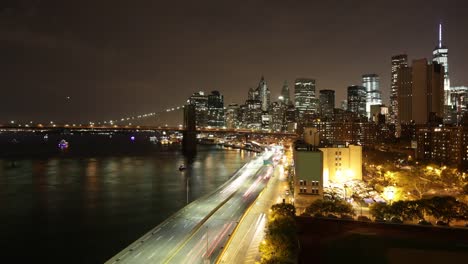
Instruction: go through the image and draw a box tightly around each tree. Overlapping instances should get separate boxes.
[260,204,298,263]
[423,196,466,224]
[270,203,296,220]
[369,202,391,220]
[305,199,354,217]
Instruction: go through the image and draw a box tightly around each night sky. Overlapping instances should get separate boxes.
[1,0,467,125]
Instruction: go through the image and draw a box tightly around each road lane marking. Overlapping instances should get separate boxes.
[152,227,161,234]
[147,252,156,260]
[168,235,174,241]
[156,235,162,241]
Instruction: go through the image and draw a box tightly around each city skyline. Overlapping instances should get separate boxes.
[1,0,468,123]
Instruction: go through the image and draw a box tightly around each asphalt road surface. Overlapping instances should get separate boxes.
[106,151,275,264]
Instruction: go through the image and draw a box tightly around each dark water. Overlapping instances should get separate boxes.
[0,141,254,263]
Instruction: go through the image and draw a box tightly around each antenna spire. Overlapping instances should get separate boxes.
[438,23,442,48]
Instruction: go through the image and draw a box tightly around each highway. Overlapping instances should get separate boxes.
[218,163,289,264]
[106,150,276,264]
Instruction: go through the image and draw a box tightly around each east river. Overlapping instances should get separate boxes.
[0,136,254,263]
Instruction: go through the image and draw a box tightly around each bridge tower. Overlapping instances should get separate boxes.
[182,104,197,154]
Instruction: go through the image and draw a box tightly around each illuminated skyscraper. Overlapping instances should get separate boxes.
[225,103,239,129]
[390,54,408,125]
[207,90,225,127]
[362,74,382,119]
[188,91,208,127]
[347,85,367,117]
[432,23,450,105]
[257,76,270,112]
[294,78,316,120]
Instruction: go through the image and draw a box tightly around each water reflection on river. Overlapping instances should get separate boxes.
[0,145,254,263]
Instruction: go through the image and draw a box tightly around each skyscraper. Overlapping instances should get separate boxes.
[398,59,444,125]
[390,54,408,124]
[432,23,450,105]
[396,66,412,124]
[362,74,382,119]
[207,90,224,127]
[294,78,316,120]
[257,76,270,112]
[319,90,335,119]
[188,91,208,127]
[280,80,291,105]
[347,85,367,117]
[225,103,239,129]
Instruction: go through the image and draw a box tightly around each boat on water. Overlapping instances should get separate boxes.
[179,164,186,171]
[58,139,69,150]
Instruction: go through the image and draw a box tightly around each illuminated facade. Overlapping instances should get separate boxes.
[362,74,382,119]
[432,23,450,105]
[258,76,270,112]
[294,78,317,120]
[225,103,239,129]
[347,85,367,117]
[188,91,208,127]
[269,102,285,132]
[207,90,225,127]
[390,54,408,125]
[320,145,362,186]
[416,126,468,169]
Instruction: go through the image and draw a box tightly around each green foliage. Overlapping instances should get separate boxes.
[260,204,298,264]
[370,196,468,225]
[305,199,355,217]
[270,203,296,220]
[369,202,391,220]
[422,196,467,224]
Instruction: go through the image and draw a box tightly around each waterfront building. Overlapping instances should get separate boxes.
[225,103,239,129]
[285,104,297,132]
[188,91,208,127]
[245,99,262,130]
[270,102,285,132]
[319,89,335,119]
[347,85,367,118]
[207,90,224,127]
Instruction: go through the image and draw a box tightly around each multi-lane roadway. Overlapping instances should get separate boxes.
[106,150,278,264]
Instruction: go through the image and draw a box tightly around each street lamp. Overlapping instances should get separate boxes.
[384,186,395,205]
